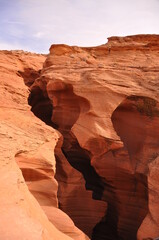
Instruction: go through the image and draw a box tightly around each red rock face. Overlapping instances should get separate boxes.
[1,35,159,240]
[0,50,89,240]
[29,35,159,240]
[29,79,107,238]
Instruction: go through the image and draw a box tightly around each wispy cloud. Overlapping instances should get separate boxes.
[3,20,25,25]
[0,40,33,52]
[0,0,159,53]
[33,31,46,39]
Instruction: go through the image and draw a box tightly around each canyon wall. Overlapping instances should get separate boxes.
[1,34,159,240]
[30,35,159,240]
[0,50,89,240]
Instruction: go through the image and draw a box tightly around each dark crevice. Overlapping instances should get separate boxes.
[28,86,58,128]
[108,95,159,240]
[22,74,106,238]
[21,67,158,240]
[54,130,107,237]
[46,82,106,200]
[92,209,119,240]
[62,131,106,200]
[92,171,148,240]
[50,83,107,237]
[18,68,41,87]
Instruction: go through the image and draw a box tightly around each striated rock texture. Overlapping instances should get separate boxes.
[0,50,89,240]
[29,35,159,240]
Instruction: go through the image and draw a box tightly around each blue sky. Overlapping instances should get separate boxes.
[0,0,159,53]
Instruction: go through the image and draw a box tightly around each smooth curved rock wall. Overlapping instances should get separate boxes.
[30,35,159,240]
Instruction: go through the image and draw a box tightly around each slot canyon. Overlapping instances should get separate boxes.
[0,35,159,240]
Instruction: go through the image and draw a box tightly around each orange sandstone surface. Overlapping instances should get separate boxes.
[0,50,89,240]
[1,35,159,240]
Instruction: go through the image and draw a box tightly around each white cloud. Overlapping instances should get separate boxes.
[33,31,46,39]
[0,40,35,52]
[0,41,23,50]
[19,0,159,42]
[1,0,159,52]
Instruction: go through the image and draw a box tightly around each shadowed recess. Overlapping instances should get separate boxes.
[62,132,106,200]
[22,65,159,240]
[101,95,159,240]
[51,82,107,236]
[46,82,106,200]
[17,68,41,87]
[23,75,107,238]
[28,86,57,128]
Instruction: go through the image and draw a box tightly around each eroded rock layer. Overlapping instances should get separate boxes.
[30,35,159,240]
[0,50,89,240]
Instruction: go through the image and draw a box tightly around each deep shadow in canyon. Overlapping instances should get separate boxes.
[21,68,159,240]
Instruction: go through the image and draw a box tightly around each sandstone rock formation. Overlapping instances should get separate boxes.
[1,34,159,240]
[0,50,89,240]
[29,35,159,240]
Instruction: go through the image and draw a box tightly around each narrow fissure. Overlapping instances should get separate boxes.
[54,131,107,237]
[28,86,57,128]
[22,72,107,238]
[21,68,159,240]
[42,82,107,237]
[62,131,106,200]
[92,171,148,240]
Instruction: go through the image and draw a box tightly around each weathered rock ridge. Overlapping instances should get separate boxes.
[0,50,89,240]
[1,34,159,240]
